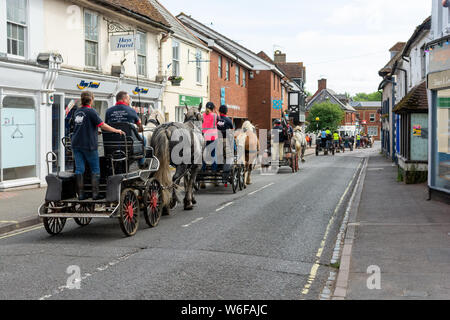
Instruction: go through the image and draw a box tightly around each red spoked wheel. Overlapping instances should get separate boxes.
[143,179,162,228]
[119,188,140,237]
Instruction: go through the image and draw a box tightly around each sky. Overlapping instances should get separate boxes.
[162,0,432,96]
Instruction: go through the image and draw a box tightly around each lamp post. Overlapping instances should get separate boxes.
[315,117,320,133]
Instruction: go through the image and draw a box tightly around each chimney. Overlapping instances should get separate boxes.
[274,50,286,64]
[318,78,327,91]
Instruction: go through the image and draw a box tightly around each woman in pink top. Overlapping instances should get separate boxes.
[202,102,219,173]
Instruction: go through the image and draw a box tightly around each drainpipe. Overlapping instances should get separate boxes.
[157,33,169,115]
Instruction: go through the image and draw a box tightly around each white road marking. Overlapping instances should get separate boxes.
[181,217,204,228]
[38,251,138,300]
[248,183,275,196]
[0,220,19,224]
[301,160,363,297]
[216,202,234,212]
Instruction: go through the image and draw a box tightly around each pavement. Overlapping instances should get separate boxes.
[0,146,360,300]
[333,153,450,300]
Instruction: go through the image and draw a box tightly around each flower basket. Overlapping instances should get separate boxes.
[169,76,183,86]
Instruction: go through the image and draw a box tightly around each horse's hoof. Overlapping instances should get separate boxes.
[192,199,197,205]
[184,205,194,211]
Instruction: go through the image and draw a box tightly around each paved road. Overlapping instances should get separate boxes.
[0,148,373,300]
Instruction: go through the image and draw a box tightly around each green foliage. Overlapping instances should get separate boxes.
[353,91,382,102]
[306,102,345,133]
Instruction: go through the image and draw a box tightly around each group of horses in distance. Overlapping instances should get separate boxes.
[141,104,307,213]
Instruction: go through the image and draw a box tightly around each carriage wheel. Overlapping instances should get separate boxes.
[231,168,239,193]
[332,147,335,156]
[119,188,140,237]
[238,166,245,191]
[143,179,162,228]
[43,202,67,236]
[73,203,93,227]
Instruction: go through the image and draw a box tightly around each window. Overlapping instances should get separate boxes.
[370,114,375,122]
[196,49,202,83]
[218,56,222,78]
[274,74,276,90]
[6,0,27,57]
[84,11,99,68]
[172,40,180,76]
[1,96,36,181]
[225,60,230,81]
[137,31,147,76]
[368,126,378,137]
[242,70,246,87]
[432,89,450,191]
[235,65,240,85]
[175,106,185,123]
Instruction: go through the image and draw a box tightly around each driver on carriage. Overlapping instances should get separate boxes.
[105,91,147,168]
[272,119,286,161]
[217,104,235,182]
[201,102,219,170]
[71,91,124,201]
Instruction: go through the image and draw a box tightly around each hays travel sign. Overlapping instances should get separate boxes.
[110,34,138,51]
[77,80,100,90]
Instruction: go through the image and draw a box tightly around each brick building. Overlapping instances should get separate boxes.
[350,101,382,140]
[178,14,289,131]
[307,79,357,136]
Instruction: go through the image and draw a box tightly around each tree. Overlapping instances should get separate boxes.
[306,102,345,133]
[353,91,382,101]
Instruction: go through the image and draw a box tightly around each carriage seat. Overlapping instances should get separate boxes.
[102,122,145,161]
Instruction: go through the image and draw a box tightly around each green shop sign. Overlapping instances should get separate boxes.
[179,95,203,107]
[438,97,450,108]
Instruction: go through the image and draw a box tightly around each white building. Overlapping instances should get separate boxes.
[0,0,173,190]
[427,0,450,200]
[149,0,209,123]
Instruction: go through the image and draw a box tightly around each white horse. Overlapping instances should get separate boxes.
[235,121,260,185]
[291,126,307,163]
[143,110,166,143]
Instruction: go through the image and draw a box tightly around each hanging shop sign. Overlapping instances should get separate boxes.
[179,95,203,107]
[429,45,450,73]
[110,34,138,51]
[272,99,283,110]
[428,69,450,90]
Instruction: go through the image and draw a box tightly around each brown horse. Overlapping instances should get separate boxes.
[236,121,260,185]
[150,105,204,211]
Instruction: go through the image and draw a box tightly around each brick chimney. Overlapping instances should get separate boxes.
[274,50,286,63]
[318,78,327,91]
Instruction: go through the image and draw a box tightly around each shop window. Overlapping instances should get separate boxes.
[6,0,27,57]
[433,89,450,190]
[172,40,180,77]
[1,96,36,181]
[137,31,147,77]
[84,11,99,68]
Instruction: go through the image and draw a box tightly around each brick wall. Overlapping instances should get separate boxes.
[209,51,249,120]
[357,108,381,140]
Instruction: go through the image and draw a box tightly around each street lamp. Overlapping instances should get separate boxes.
[315,117,320,133]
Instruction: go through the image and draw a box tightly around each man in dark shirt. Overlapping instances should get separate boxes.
[72,91,124,200]
[272,119,286,161]
[105,91,143,131]
[217,105,234,182]
[106,91,146,167]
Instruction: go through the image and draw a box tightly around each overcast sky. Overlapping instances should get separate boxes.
[162,0,432,96]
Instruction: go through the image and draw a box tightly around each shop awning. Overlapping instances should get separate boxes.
[394,81,428,113]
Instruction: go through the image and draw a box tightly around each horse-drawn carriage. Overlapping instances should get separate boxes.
[316,136,335,156]
[262,140,299,173]
[38,122,163,237]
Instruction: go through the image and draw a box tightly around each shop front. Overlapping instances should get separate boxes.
[427,42,450,200]
[171,94,204,123]
[53,71,163,171]
[0,61,48,190]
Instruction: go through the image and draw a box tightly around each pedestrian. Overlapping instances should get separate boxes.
[272,119,286,161]
[71,91,124,200]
